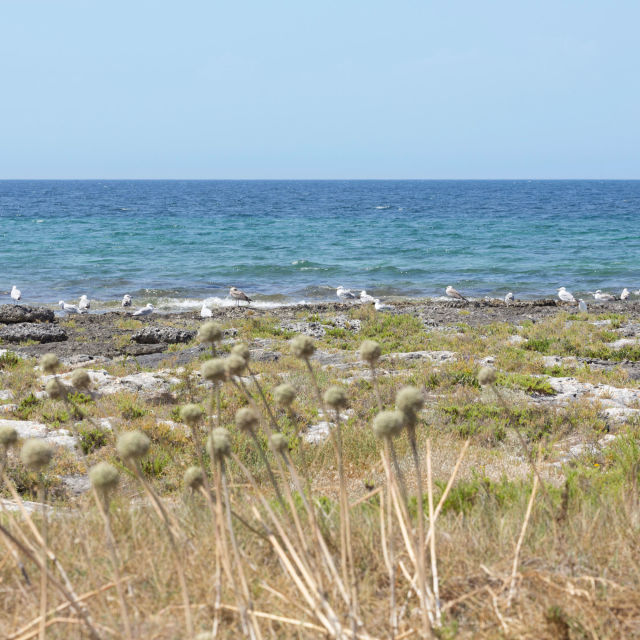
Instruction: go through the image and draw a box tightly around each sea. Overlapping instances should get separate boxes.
[1,180,639,311]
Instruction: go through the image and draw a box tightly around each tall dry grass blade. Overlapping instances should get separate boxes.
[37,477,47,640]
[425,440,441,626]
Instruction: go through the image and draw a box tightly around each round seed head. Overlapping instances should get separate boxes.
[207,428,231,459]
[359,339,382,365]
[231,342,250,363]
[183,466,204,491]
[478,366,497,386]
[274,383,296,408]
[0,425,18,447]
[225,354,246,376]
[180,403,204,427]
[201,358,226,383]
[324,386,348,410]
[197,321,223,344]
[269,433,288,454]
[116,431,150,461]
[40,353,60,374]
[372,410,405,439]
[20,439,53,471]
[45,377,67,401]
[291,335,315,359]
[396,386,424,416]
[89,462,119,493]
[70,368,91,390]
[235,407,259,432]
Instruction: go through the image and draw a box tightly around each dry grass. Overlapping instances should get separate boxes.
[1,309,640,638]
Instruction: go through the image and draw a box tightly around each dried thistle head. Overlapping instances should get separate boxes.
[274,383,296,408]
[40,353,60,374]
[20,439,53,471]
[291,335,315,359]
[201,358,226,383]
[235,407,259,432]
[197,321,223,344]
[116,431,150,461]
[231,342,250,363]
[184,466,204,491]
[0,425,18,448]
[89,462,119,494]
[478,366,497,386]
[324,386,348,410]
[207,428,231,460]
[70,368,91,390]
[372,410,405,439]
[359,339,382,365]
[269,433,288,454]
[180,404,204,427]
[45,377,67,401]
[396,386,424,417]
[225,354,246,377]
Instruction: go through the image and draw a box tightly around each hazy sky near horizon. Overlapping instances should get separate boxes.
[1,1,639,179]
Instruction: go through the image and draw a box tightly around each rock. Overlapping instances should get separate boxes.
[0,404,17,413]
[0,498,53,514]
[62,474,90,495]
[0,323,67,343]
[541,377,640,410]
[131,326,196,345]
[601,407,640,425]
[508,335,527,345]
[0,418,78,449]
[250,349,281,362]
[0,304,55,324]
[281,321,326,338]
[384,350,457,363]
[304,421,333,444]
[606,338,639,349]
[0,389,14,401]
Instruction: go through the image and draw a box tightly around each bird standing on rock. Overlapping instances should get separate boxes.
[10,286,21,304]
[336,286,357,301]
[59,300,80,314]
[621,288,630,301]
[557,287,576,303]
[133,303,154,316]
[446,285,468,302]
[200,303,213,318]
[78,295,90,312]
[578,299,588,312]
[593,290,615,302]
[504,292,514,305]
[229,287,251,306]
[122,294,132,308]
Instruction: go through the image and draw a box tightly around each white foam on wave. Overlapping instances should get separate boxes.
[159,296,309,311]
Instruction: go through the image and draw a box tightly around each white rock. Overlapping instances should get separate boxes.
[0,419,78,449]
[606,338,640,349]
[0,389,14,401]
[385,350,457,362]
[304,421,333,444]
[508,335,527,345]
[600,407,640,424]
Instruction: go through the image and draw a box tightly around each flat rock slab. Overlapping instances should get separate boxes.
[0,304,55,324]
[0,418,77,449]
[540,377,640,412]
[384,350,457,362]
[131,326,196,344]
[0,323,67,343]
[48,369,180,397]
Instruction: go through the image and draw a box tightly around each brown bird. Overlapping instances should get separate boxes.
[446,285,468,302]
[229,286,252,306]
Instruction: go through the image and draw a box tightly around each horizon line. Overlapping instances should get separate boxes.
[1,177,639,182]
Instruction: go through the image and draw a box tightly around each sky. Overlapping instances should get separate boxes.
[1,1,639,179]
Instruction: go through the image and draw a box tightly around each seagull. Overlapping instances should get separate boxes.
[593,290,615,302]
[59,300,80,313]
[621,288,630,301]
[504,292,514,305]
[336,286,357,301]
[200,302,213,318]
[374,298,392,311]
[229,286,251,306]
[360,290,376,304]
[121,294,132,308]
[557,287,576,303]
[132,303,154,316]
[446,285,468,302]
[578,299,588,312]
[10,285,21,304]
[78,295,90,311]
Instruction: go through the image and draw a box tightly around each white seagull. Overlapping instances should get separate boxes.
[446,285,468,302]
[557,287,576,303]
[78,295,90,312]
[578,299,588,312]
[336,286,357,301]
[121,294,132,308]
[621,288,630,301]
[132,303,154,316]
[10,285,21,304]
[360,290,376,304]
[374,298,392,311]
[200,302,213,318]
[504,292,514,305]
[593,290,615,302]
[229,286,251,306]
[59,300,80,313]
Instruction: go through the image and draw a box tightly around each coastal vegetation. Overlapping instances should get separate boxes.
[1,303,640,638]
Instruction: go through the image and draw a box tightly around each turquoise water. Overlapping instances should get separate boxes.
[1,180,639,309]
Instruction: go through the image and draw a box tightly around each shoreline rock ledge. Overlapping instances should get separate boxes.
[0,304,55,324]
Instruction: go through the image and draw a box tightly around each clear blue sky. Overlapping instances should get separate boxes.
[1,1,638,179]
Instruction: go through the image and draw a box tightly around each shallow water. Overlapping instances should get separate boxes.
[1,180,639,309]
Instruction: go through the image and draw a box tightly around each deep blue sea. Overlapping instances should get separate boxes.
[1,180,639,310]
